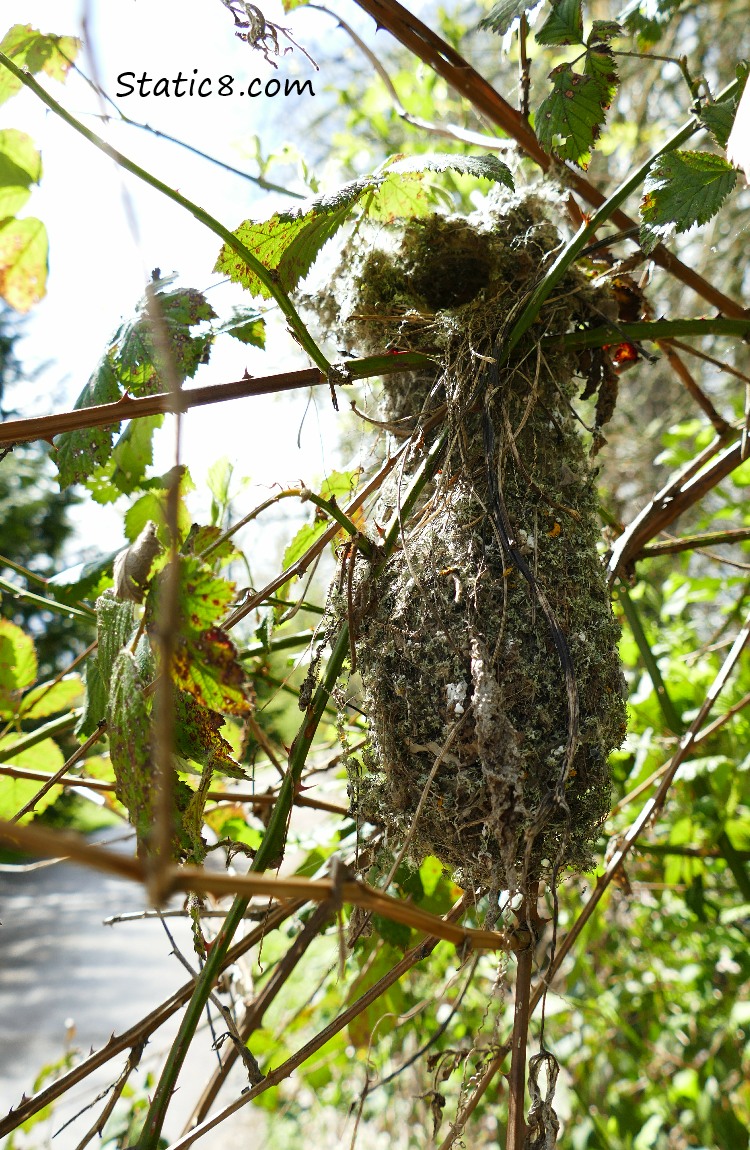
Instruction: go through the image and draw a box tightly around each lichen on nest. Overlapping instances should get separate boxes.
[317,190,627,892]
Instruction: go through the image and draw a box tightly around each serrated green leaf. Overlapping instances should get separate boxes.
[47,550,119,601]
[386,152,515,189]
[367,171,432,224]
[699,94,742,151]
[174,689,245,778]
[115,288,215,396]
[215,178,378,298]
[214,307,266,348]
[0,736,64,822]
[535,65,608,168]
[640,150,737,254]
[0,25,81,105]
[124,475,192,544]
[536,0,584,45]
[173,624,252,714]
[147,558,252,715]
[182,524,240,567]
[0,618,37,713]
[319,468,361,502]
[418,855,444,897]
[0,129,41,216]
[282,519,329,571]
[480,0,540,35]
[583,44,619,107]
[177,556,236,629]
[96,594,138,691]
[54,287,213,486]
[53,358,121,488]
[588,19,623,42]
[77,657,108,739]
[108,415,164,495]
[108,649,153,853]
[0,216,48,312]
[18,675,83,720]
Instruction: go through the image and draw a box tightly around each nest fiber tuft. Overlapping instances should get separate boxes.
[327,193,626,891]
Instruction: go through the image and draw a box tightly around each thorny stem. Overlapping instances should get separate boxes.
[301,490,377,559]
[0,573,96,621]
[506,917,534,1150]
[0,354,429,449]
[134,623,351,1150]
[0,54,330,373]
[547,317,750,350]
[185,899,337,1129]
[0,710,82,763]
[518,15,530,120]
[10,721,107,823]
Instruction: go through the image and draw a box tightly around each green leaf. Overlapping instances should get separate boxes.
[366,171,432,224]
[536,0,584,45]
[372,913,412,950]
[385,152,515,189]
[282,519,329,571]
[0,618,37,712]
[182,524,240,567]
[108,649,153,854]
[53,358,121,488]
[418,855,444,897]
[54,285,213,487]
[319,468,361,502]
[96,594,139,691]
[0,736,64,822]
[173,688,246,778]
[148,557,252,715]
[77,658,108,739]
[174,624,253,715]
[583,44,619,110]
[107,415,165,496]
[0,129,42,216]
[18,675,83,720]
[699,93,743,150]
[47,550,120,601]
[535,65,609,168]
[480,0,541,35]
[588,20,623,42]
[640,150,737,254]
[215,179,377,299]
[0,216,48,312]
[0,25,81,105]
[214,307,266,348]
[367,154,514,223]
[114,287,215,396]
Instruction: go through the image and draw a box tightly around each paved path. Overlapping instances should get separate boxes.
[0,847,259,1149]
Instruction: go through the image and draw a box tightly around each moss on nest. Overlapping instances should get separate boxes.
[323,192,626,891]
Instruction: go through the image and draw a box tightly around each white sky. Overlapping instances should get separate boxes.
[2,0,378,571]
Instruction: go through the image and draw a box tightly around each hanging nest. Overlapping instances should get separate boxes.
[321,190,627,892]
